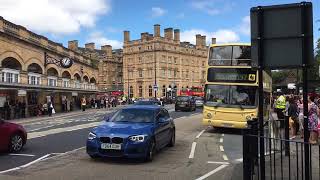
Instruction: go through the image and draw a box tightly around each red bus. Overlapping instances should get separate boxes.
[179,86,204,97]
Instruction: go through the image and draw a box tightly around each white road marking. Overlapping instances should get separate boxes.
[219,138,223,143]
[222,134,224,137]
[189,142,197,159]
[223,154,229,161]
[28,122,100,139]
[196,130,205,139]
[235,158,243,162]
[219,145,224,152]
[9,153,35,157]
[195,165,228,180]
[207,161,230,165]
[0,154,51,174]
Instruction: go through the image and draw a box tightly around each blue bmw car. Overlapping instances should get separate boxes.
[86,105,175,161]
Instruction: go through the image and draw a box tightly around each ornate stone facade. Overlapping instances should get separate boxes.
[123,24,212,98]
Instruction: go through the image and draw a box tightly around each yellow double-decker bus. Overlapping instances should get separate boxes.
[202,43,272,129]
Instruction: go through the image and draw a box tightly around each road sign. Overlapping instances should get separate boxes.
[153,84,158,91]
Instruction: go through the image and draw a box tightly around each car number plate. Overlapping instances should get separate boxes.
[101,143,121,150]
[222,123,233,127]
[179,104,186,107]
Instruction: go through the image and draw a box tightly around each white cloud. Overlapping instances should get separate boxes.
[88,31,123,49]
[151,7,166,17]
[239,16,250,36]
[0,0,110,34]
[190,0,235,16]
[180,29,240,45]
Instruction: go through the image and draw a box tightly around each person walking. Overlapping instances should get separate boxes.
[308,96,319,144]
[81,97,87,111]
[288,97,298,139]
[47,101,53,117]
[275,93,286,120]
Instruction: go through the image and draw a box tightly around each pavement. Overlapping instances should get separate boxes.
[0,105,246,180]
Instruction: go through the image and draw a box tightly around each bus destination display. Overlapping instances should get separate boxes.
[207,68,257,83]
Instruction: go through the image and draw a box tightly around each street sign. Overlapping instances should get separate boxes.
[153,84,158,91]
[251,2,313,69]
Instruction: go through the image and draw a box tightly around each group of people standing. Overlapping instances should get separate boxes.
[274,93,320,144]
[80,97,119,111]
[2,100,26,120]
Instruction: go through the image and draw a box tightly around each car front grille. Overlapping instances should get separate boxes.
[100,137,111,143]
[111,137,123,144]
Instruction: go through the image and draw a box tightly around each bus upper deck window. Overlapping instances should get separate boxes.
[208,46,232,66]
[232,46,251,66]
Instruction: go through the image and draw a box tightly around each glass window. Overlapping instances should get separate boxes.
[205,84,257,108]
[138,86,143,97]
[162,69,166,77]
[149,85,153,97]
[208,46,232,66]
[110,109,155,123]
[48,78,57,86]
[232,46,251,66]
[162,86,166,97]
[129,86,133,98]
[138,69,143,77]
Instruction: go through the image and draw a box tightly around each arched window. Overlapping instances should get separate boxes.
[27,63,43,85]
[62,71,71,88]
[83,76,89,89]
[74,73,81,88]
[148,85,152,97]
[138,86,143,97]
[47,67,58,86]
[1,57,22,83]
[129,86,133,98]
[162,85,166,97]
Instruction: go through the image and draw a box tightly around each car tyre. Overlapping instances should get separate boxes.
[9,133,24,152]
[167,129,175,147]
[89,154,99,159]
[145,139,156,162]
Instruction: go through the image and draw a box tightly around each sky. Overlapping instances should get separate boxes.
[0,0,319,50]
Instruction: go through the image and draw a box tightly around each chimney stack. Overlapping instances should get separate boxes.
[154,24,160,37]
[196,34,202,47]
[124,31,130,42]
[174,29,180,42]
[68,40,78,50]
[141,32,149,41]
[211,38,216,44]
[85,42,95,50]
[201,35,206,46]
[101,45,112,57]
[164,28,173,40]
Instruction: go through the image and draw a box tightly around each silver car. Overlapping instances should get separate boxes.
[195,97,204,107]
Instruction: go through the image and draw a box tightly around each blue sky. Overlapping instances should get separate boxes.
[1,0,319,49]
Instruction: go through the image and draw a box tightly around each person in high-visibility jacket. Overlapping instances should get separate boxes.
[275,94,286,119]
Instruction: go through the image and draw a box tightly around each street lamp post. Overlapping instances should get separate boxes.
[154,51,157,99]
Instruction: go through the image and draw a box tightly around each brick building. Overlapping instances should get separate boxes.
[123,24,212,98]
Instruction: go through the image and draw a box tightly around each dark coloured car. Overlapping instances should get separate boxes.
[0,119,27,152]
[175,96,196,112]
[86,106,175,161]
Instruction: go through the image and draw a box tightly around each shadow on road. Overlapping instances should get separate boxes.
[206,127,243,136]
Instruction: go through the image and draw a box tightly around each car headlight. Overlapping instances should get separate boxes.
[88,132,97,140]
[129,135,147,142]
[246,115,252,121]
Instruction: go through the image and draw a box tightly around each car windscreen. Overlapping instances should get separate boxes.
[134,101,155,105]
[109,109,155,123]
[176,96,189,101]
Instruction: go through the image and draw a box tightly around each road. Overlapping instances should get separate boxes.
[0,105,244,180]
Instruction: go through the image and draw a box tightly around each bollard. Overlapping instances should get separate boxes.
[243,119,259,180]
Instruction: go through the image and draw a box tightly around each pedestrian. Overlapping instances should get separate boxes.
[81,97,87,111]
[4,101,10,120]
[275,93,286,120]
[91,98,94,109]
[288,97,298,139]
[100,98,104,109]
[297,97,304,138]
[47,101,53,117]
[308,96,319,144]
[21,101,26,118]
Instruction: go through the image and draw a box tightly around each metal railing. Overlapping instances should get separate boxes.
[243,119,320,180]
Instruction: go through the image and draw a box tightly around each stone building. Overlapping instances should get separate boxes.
[68,41,123,92]
[123,24,211,98]
[0,17,99,118]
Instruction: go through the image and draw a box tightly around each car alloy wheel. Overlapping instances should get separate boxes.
[10,134,23,152]
[146,140,156,162]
